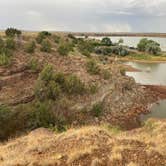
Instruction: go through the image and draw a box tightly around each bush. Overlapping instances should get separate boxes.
[39,65,54,82]
[88,83,98,94]
[112,46,129,56]
[5,28,21,37]
[64,75,86,95]
[102,69,111,80]
[58,42,73,56]
[0,38,4,49]
[5,38,16,50]
[30,101,55,128]
[77,40,95,57]
[27,58,40,72]
[25,41,36,53]
[40,39,52,52]
[91,103,103,117]
[36,31,51,44]
[53,35,61,43]
[0,53,11,66]
[86,59,100,75]
[120,68,126,76]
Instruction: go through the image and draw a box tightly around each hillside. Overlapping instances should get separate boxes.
[0,30,166,165]
[0,119,165,166]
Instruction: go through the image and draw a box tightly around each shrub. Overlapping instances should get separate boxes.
[53,35,61,43]
[0,38,4,49]
[68,34,76,39]
[39,65,54,82]
[25,41,36,53]
[102,69,111,80]
[91,103,103,117]
[88,83,98,94]
[5,38,16,50]
[58,42,73,56]
[64,75,86,95]
[30,101,55,128]
[0,105,13,140]
[86,59,100,75]
[36,31,51,44]
[0,53,11,66]
[5,28,22,37]
[27,58,40,72]
[77,40,95,57]
[40,39,52,53]
[120,68,126,76]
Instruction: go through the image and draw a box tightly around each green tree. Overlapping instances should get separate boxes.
[101,37,112,46]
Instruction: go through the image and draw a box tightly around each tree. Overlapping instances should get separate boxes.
[137,38,161,55]
[101,37,112,46]
[137,38,149,51]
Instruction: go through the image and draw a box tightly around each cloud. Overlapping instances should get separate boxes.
[0,0,166,32]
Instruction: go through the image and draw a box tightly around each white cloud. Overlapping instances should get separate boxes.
[0,0,166,32]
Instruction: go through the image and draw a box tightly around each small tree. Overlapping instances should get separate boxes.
[40,40,51,53]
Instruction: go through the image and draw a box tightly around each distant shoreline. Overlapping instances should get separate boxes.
[1,30,166,38]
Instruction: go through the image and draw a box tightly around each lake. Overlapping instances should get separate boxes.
[88,36,166,51]
[125,61,166,120]
[125,62,166,85]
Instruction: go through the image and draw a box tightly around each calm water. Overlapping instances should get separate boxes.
[88,36,166,51]
[125,62,166,85]
[125,61,166,119]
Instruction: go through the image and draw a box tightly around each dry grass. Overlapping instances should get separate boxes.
[0,119,166,165]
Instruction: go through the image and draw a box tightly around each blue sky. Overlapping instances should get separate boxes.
[1,0,166,32]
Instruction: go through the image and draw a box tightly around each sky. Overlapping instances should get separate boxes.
[0,0,166,32]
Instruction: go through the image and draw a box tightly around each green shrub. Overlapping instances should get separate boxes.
[88,83,98,94]
[27,58,40,72]
[0,53,11,66]
[0,38,4,49]
[39,65,54,82]
[36,31,51,44]
[120,68,126,76]
[64,75,86,95]
[102,69,111,80]
[0,105,13,140]
[91,103,103,117]
[5,28,21,37]
[40,39,52,52]
[58,42,73,56]
[25,41,36,53]
[86,59,100,75]
[30,101,55,128]
[5,38,16,50]
[77,40,95,57]
[53,35,61,43]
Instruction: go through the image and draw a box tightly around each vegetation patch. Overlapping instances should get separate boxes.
[86,59,100,75]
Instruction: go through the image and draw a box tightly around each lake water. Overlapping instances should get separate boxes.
[88,36,166,51]
[124,61,166,120]
[125,62,166,85]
